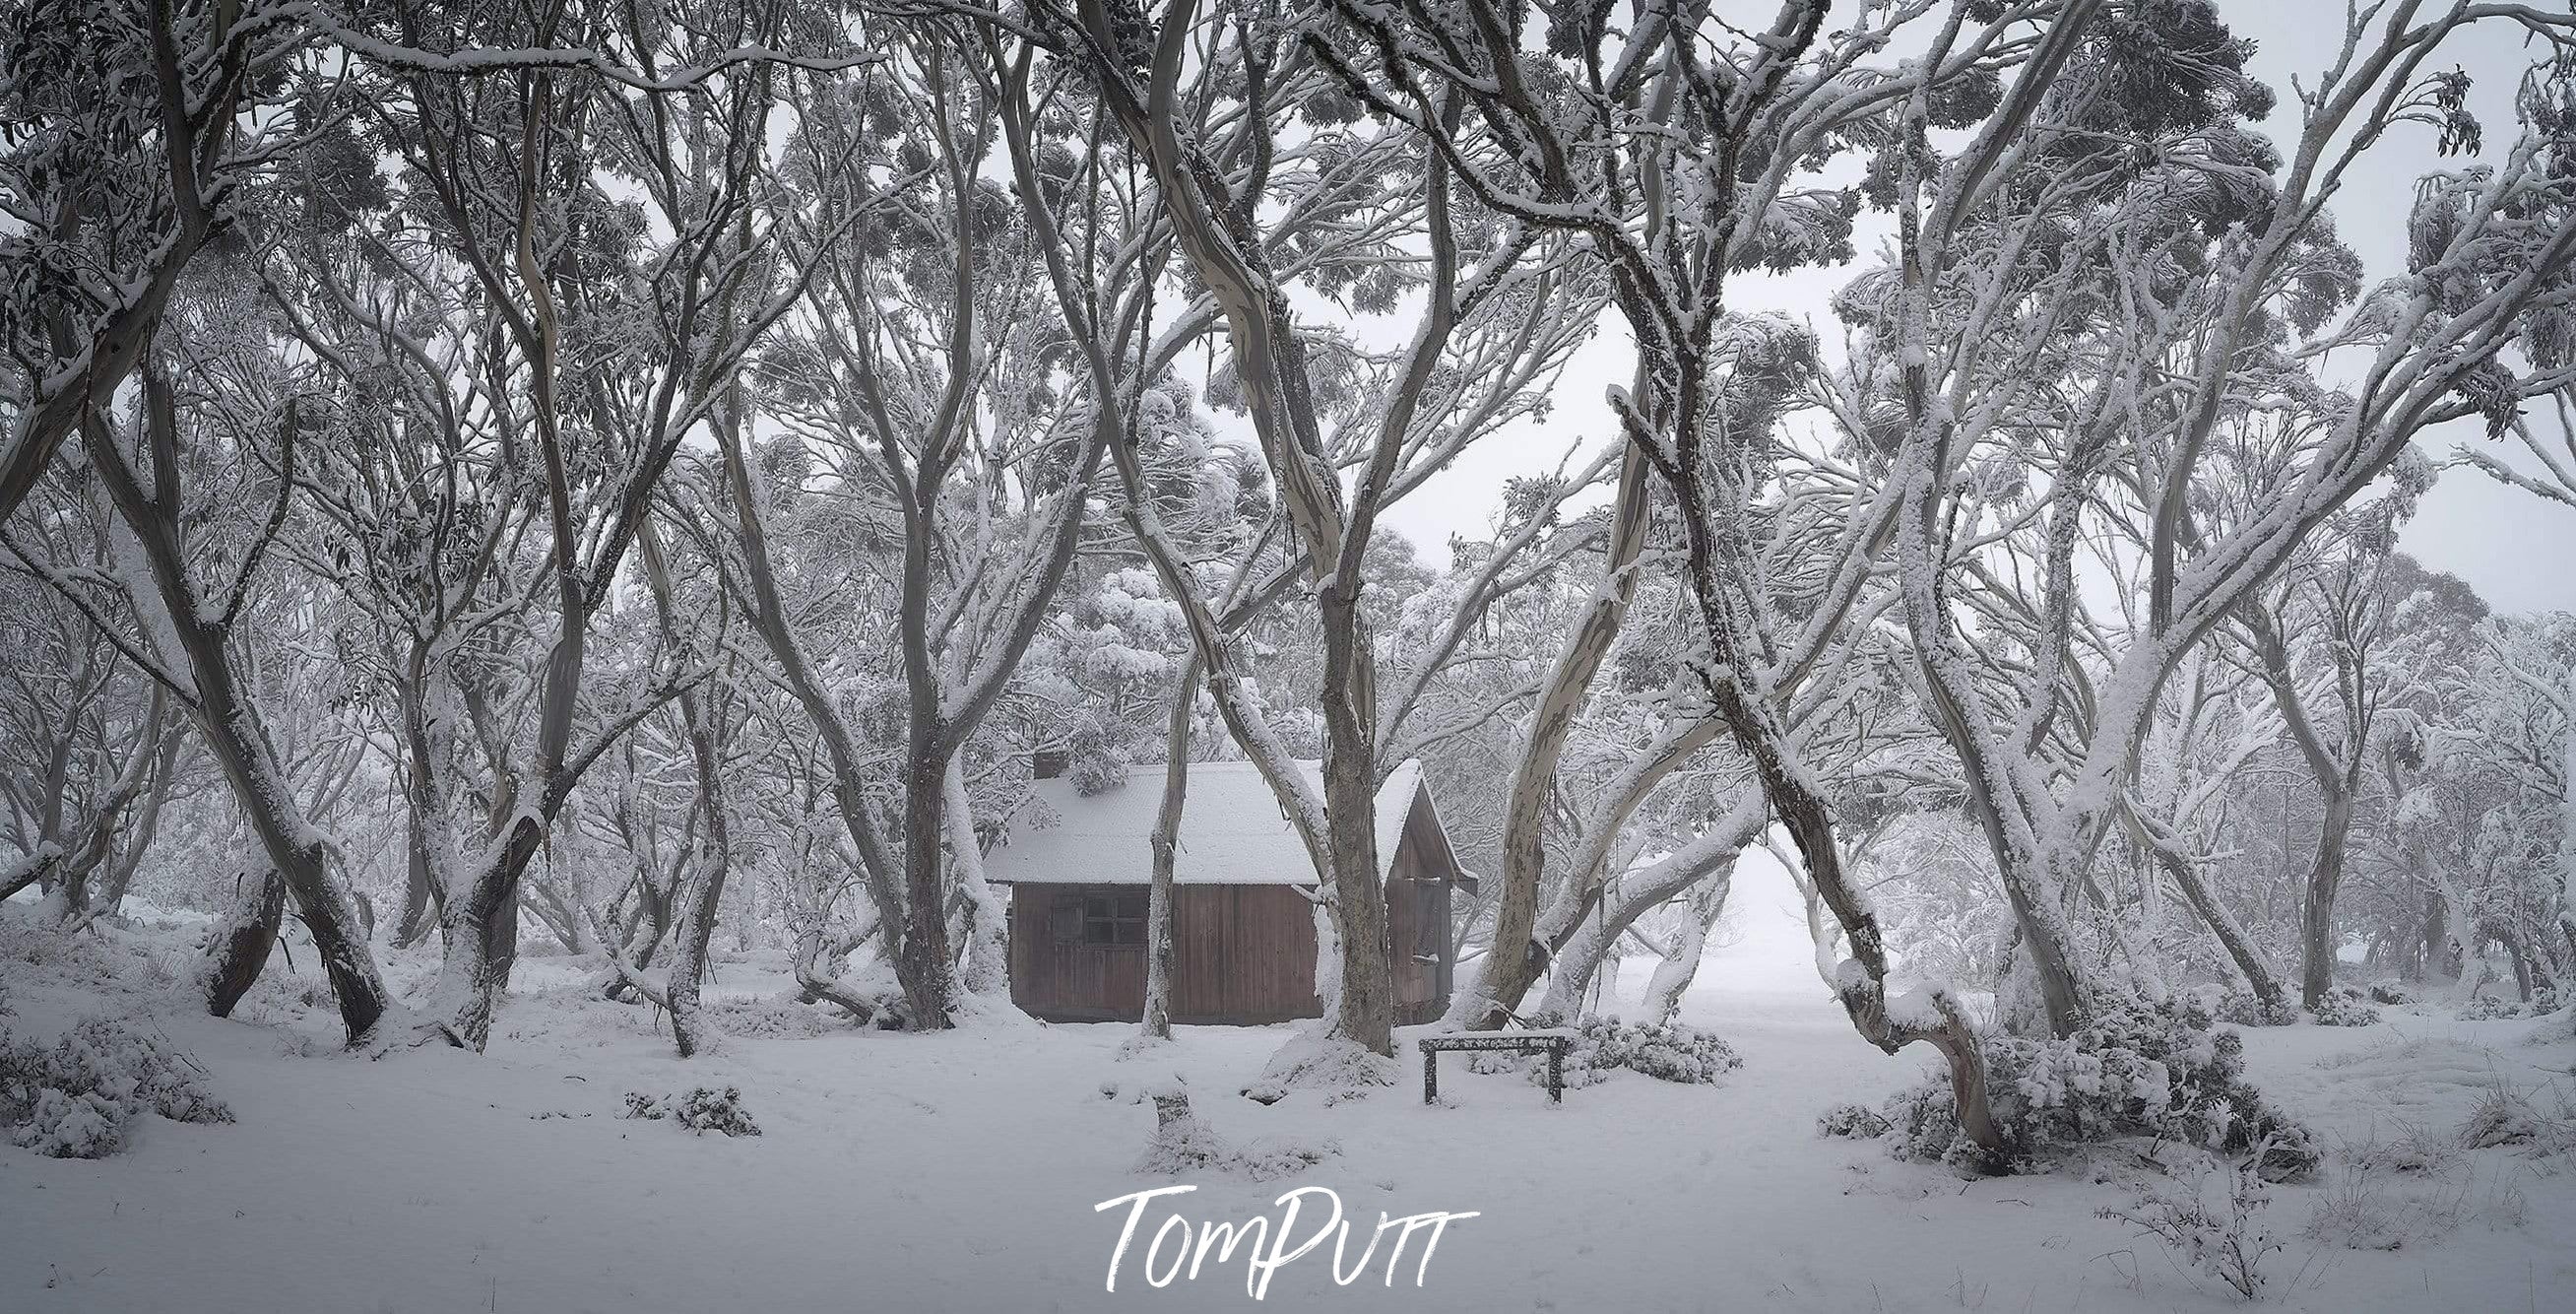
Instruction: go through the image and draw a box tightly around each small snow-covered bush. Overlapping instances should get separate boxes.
[15,1087,129,1158]
[2456,993,2526,1021]
[2307,988,2380,1028]
[621,1085,761,1137]
[1873,992,2317,1179]
[0,1016,231,1158]
[1818,1101,1893,1140]
[2212,988,2294,1027]
[2098,1153,2285,1300]
[1551,1017,1742,1087]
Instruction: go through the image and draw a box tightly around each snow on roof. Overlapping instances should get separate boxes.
[984,758,1431,887]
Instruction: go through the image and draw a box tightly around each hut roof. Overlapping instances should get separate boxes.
[983,758,1444,887]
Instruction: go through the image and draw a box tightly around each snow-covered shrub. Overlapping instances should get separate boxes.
[2097,1153,2285,1300]
[1873,992,2318,1179]
[2456,993,2525,1021]
[2212,988,2294,1027]
[621,1085,761,1137]
[1136,1079,1336,1182]
[2307,988,2380,1027]
[2366,979,2417,1007]
[1817,1101,1893,1140]
[0,1016,231,1158]
[15,1087,129,1158]
[1551,1017,1742,1087]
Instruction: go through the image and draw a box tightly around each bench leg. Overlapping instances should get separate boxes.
[1548,1046,1563,1103]
[1424,1050,1438,1104]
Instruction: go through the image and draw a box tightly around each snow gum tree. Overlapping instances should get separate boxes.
[1305,0,2074,1145]
[1857,0,2576,1044]
[963,0,1602,1062]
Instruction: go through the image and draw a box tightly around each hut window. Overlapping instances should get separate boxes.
[1082,889,1146,947]
[1048,896,1084,944]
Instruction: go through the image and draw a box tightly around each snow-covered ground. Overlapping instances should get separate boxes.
[5,863,2573,1313]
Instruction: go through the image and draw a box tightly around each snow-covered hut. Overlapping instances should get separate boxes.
[983,757,1474,1026]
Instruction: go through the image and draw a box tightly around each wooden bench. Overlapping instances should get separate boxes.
[1418,1030,1577,1104]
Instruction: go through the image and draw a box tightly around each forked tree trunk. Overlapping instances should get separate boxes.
[393,836,440,949]
[201,870,287,1018]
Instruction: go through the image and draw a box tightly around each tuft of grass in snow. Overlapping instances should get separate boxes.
[2454,1078,2576,1163]
[2341,1115,2463,1176]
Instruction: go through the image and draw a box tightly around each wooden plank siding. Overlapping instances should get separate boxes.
[1008,884,1320,1024]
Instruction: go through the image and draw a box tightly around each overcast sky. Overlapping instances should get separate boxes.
[1369,1,2576,616]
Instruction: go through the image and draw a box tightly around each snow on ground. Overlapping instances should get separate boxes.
[4,862,2572,1313]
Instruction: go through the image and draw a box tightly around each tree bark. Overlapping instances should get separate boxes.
[1537,849,1735,1021]
[1643,865,1736,1021]
[945,759,1007,999]
[201,870,287,1018]
[2125,800,2286,1009]
[79,396,396,1045]
[638,517,732,1059]
[1140,662,1199,1042]
[1462,442,1654,1028]
[2298,786,2356,1009]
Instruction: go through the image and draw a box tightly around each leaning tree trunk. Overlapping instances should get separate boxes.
[201,870,287,1018]
[1643,863,1737,1021]
[1536,849,1734,1021]
[2127,801,2286,1010]
[1466,442,1653,1028]
[1140,663,1199,1043]
[80,380,396,1044]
